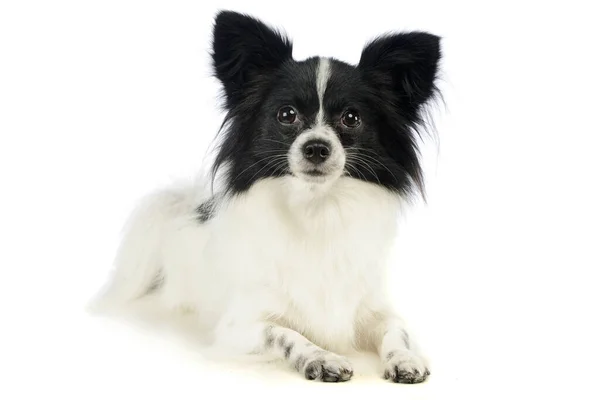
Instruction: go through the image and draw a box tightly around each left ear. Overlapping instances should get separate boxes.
[359,32,441,117]
[212,11,293,109]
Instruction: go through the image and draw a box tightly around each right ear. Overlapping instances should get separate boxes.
[359,32,441,120]
[212,11,293,108]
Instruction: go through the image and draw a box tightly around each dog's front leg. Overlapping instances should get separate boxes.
[358,305,430,384]
[377,313,430,383]
[264,324,353,382]
[214,317,353,382]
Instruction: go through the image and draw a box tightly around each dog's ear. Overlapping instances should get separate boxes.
[359,32,441,119]
[212,11,293,108]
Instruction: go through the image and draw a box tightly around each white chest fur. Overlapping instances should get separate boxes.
[203,177,402,352]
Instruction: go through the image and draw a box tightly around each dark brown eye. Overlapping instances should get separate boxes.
[277,106,298,124]
[341,110,360,128]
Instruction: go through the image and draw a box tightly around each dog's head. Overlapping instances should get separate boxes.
[211,11,441,198]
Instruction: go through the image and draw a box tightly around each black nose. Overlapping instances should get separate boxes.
[303,140,331,164]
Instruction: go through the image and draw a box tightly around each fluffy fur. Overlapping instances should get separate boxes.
[96,10,442,383]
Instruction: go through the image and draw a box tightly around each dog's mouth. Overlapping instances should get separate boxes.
[294,168,332,183]
[303,169,325,177]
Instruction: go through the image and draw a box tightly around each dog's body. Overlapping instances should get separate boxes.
[97,11,442,383]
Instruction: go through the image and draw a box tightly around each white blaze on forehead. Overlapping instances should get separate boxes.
[315,57,331,126]
[288,58,345,182]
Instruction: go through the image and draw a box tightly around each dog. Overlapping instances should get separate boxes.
[96,10,442,383]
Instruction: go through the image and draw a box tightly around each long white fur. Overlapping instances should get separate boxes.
[95,58,429,381]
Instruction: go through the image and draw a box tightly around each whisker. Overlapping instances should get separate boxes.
[272,160,290,177]
[345,161,368,182]
[345,151,398,183]
[246,156,289,183]
[231,155,288,184]
[346,155,382,185]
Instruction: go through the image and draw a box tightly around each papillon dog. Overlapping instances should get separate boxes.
[96,10,442,383]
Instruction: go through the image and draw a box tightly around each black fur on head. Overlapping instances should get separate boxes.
[210,10,442,197]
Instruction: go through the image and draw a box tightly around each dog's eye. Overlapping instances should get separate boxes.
[341,110,360,128]
[277,106,298,124]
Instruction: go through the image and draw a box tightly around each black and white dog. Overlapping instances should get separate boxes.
[98,10,442,383]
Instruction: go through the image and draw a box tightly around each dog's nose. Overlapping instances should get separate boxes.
[303,140,331,164]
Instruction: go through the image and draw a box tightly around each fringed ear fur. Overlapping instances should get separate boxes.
[359,32,441,119]
[212,11,293,109]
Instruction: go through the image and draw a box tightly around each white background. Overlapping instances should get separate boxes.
[1,1,599,399]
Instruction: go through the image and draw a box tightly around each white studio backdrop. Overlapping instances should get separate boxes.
[1,1,599,399]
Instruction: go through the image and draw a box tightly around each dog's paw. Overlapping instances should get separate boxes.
[383,351,430,384]
[302,353,353,382]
